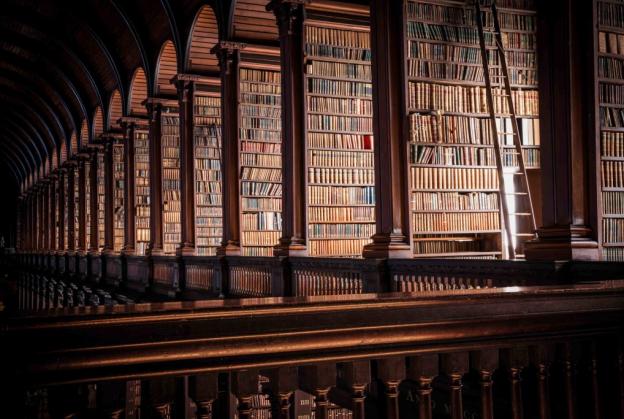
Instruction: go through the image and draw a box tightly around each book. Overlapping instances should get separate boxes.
[134,130,150,255]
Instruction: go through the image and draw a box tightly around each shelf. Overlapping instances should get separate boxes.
[413,230,501,235]
[408,108,539,119]
[407,75,537,89]
[411,209,499,213]
[412,251,502,258]
[405,37,535,52]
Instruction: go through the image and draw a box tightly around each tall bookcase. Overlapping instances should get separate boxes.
[194,93,223,256]
[304,21,376,257]
[85,161,91,251]
[404,0,540,259]
[597,0,624,261]
[162,106,181,255]
[97,151,106,251]
[63,173,69,250]
[239,67,282,257]
[134,130,150,255]
[73,166,80,250]
[113,142,125,252]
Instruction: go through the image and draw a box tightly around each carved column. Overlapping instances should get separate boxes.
[190,374,218,419]
[339,361,371,419]
[147,101,164,256]
[102,140,115,254]
[37,186,43,251]
[362,0,412,258]
[67,164,76,254]
[78,159,87,254]
[89,150,99,254]
[525,0,599,261]
[58,168,66,252]
[213,42,244,256]
[231,369,261,419]
[408,355,438,419]
[122,122,136,255]
[49,176,57,251]
[268,0,308,256]
[441,353,468,419]
[267,367,298,419]
[376,358,405,419]
[299,364,336,419]
[176,79,196,256]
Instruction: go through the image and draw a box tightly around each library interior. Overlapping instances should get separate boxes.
[1,0,624,417]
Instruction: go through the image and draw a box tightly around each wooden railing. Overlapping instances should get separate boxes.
[2,281,624,418]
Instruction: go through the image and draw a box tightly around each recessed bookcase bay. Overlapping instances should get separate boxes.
[112,142,125,252]
[304,19,376,257]
[405,0,540,259]
[73,165,80,250]
[97,151,106,251]
[239,65,283,257]
[85,160,91,251]
[194,91,223,256]
[597,0,624,261]
[134,129,150,255]
[161,104,182,255]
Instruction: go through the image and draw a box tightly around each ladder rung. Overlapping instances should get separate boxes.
[510,212,532,216]
[497,131,516,135]
[512,233,535,237]
[505,192,529,196]
[492,93,510,97]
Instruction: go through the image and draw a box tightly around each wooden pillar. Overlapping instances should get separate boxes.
[408,355,438,419]
[441,353,469,419]
[299,364,336,419]
[67,164,76,253]
[175,79,196,256]
[49,177,56,251]
[102,140,115,254]
[89,150,99,253]
[78,159,87,254]
[525,0,599,261]
[470,350,498,419]
[37,187,43,251]
[268,0,307,256]
[58,169,66,252]
[361,0,412,258]
[501,348,529,419]
[122,122,136,255]
[266,367,298,419]
[339,361,371,419]
[142,377,176,418]
[213,42,243,256]
[147,101,164,256]
[376,357,405,419]
[231,370,260,419]
[189,374,219,419]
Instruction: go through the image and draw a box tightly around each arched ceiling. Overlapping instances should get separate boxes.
[0,0,256,197]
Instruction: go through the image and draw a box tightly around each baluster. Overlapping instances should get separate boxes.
[336,361,371,419]
[189,374,218,419]
[298,363,336,419]
[579,342,601,419]
[231,369,259,419]
[266,366,298,419]
[376,357,405,419]
[96,381,127,418]
[142,377,176,418]
[470,349,498,419]
[501,347,528,419]
[407,354,438,419]
[441,352,469,419]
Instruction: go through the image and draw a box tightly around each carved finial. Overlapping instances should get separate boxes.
[266,0,308,36]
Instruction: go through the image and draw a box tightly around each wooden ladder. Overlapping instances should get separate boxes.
[473,0,537,259]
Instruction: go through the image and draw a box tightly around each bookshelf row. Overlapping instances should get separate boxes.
[162,108,181,255]
[73,166,80,250]
[134,130,150,255]
[97,151,106,251]
[85,161,92,251]
[113,143,125,252]
[599,1,624,261]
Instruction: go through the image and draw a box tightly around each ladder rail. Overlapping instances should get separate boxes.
[490,2,537,233]
[474,0,515,259]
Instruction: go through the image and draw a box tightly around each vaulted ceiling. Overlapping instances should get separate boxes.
[0,0,283,195]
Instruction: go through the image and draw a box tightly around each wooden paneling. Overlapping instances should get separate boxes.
[69,132,77,157]
[80,119,89,145]
[233,0,278,42]
[156,41,178,96]
[129,68,148,116]
[188,6,219,73]
[93,107,104,139]
[108,90,123,129]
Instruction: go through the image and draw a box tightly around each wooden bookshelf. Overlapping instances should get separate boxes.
[85,161,92,251]
[97,151,105,251]
[597,0,624,261]
[304,21,375,257]
[73,166,80,251]
[161,106,181,255]
[239,67,282,257]
[112,142,125,252]
[194,93,223,256]
[55,178,60,250]
[134,130,150,255]
[404,0,540,259]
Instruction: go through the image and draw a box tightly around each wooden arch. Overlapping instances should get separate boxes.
[187,6,219,74]
[69,132,77,156]
[93,106,104,139]
[155,40,178,96]
[108,90,123,130]
[80,119,89,145]
[231,0,278,42]
[129,68,148,115]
